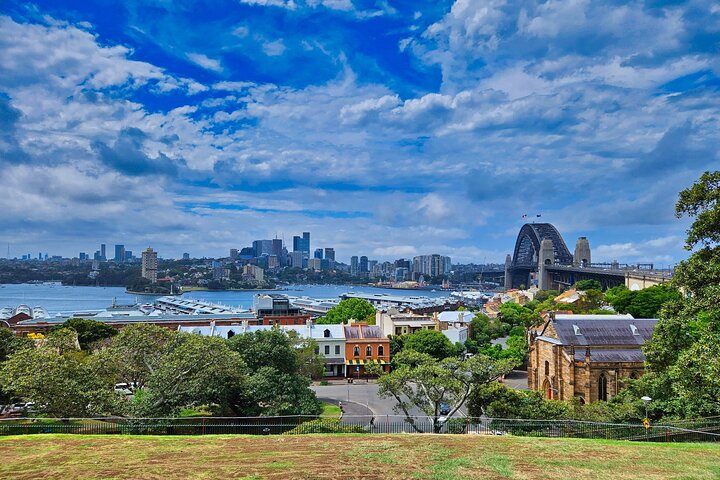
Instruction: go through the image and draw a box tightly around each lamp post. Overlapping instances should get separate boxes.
[641,396,651,420]
[641,396,651,439]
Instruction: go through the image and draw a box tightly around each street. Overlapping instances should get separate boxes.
[311,370,528,418]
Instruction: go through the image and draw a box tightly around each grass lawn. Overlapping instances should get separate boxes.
[321,402,342,418]
[1,434,719,479]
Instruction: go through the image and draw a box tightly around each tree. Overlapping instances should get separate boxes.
[373,350,516,433]
[43,327,81,354]
[641,171,720,418]
[0,328,32,363]
[227,329,323,416]
[499,302,540,328]
[0,346,122,417]
[99,323,175,390]
[0,328,32,404]
[468,382,568,419]
[316,298,375,324]
[51,318,117,350]
[132,333,248,417]
[574,279,602,291]
[606,284,680,319]
[227,329,298,374]
[245,367,322,416]
[402,329,458,360]
[287,332,325,380]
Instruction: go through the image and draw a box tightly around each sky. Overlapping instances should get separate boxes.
[0,0,719,265]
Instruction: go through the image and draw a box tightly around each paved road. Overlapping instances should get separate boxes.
[312,370,528,417]
[317,397,372,425]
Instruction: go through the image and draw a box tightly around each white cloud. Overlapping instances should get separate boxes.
[186,53,223,72]
[262,39,286,56]
[373,245,418,257]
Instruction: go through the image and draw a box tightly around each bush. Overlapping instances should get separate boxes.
[283,418,367,434]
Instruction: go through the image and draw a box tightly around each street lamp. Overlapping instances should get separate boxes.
[641,396,651,419]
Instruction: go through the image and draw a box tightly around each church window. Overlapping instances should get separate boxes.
[598,373,608,401]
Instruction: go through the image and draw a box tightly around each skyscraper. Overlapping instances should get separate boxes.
[324,248,335,262]
[114,244,125,263]
[230,248,239,259]
[350,256,359,275]
[271,238,283,256]
[360,256,369,273]
[292,233,310,254]
[302,232,310,253]
[100,244,106,261]
[252,240,273,257]
[314,248,323,259]
[182,252,190,260]
[141,247,158,283]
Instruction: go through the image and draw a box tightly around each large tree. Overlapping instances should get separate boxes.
[0,346,122,417]
[316,298,375,324]
[132,333,248,417]
[402,329,458,360]
[640,171,720,418]
[99,323,175,390]
[372,350,516,433]
[50,318,117,350]
[227,329,323,415]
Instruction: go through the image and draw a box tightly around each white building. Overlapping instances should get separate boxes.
[375,308,469,345]
[178,321,347,377]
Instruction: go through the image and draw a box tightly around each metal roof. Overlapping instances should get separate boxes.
[573,349,646,363]
[553,317,657,347]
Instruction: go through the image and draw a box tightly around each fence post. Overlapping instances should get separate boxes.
[202,418,205,435]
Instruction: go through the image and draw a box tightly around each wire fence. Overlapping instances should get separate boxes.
[1,416,719,442]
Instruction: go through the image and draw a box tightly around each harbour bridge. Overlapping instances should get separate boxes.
[503,223,671,291]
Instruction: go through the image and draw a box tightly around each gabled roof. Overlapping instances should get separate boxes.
[437,311,474,323]
[552,317,657,346]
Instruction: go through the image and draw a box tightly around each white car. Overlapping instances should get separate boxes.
[114,383,133,396]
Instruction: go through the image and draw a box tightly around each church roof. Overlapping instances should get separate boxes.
[573,349,647,363]
[552,317,657,347]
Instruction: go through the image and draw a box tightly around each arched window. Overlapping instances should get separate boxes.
[542,379,552,400]
[323,329,331,338]
[378,345,384,357]
[366,345,372,357]
[227,330,235,339]
[598,373,608,401]
[353,345,360,357]
[544,361,550,376]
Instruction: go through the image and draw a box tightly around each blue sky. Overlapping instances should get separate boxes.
[1,0,719,264]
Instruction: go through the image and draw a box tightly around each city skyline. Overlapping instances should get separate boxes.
[1,2,719,264]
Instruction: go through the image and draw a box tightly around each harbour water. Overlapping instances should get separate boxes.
[0,283,455,315]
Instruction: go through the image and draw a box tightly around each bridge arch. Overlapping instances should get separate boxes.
[511,223,573,268]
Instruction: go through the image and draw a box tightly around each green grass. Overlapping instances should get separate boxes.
[1,434,719,479]
[321,402,342,418]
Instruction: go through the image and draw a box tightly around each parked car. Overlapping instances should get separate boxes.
[114,383,133,396]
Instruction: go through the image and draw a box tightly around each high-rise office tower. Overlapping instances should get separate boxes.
[302,232,310,253]
[271,238,283,256]
[182,253,190,260]
[314,248,323,259]
[350,256,359,275]
[100,244,106,261]
[230,248,239,259]
[114,244,125,262]
[141,247,158,283]
[324,248,335,261]
[360,255,369,273]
